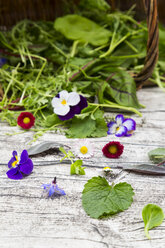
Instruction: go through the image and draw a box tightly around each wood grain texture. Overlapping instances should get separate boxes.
[0,87,165,248]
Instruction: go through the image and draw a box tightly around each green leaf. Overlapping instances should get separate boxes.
[59,147,67,155]
[142,204,164,239]
[91,118,108,137]
[106,70,141,108]
[79,0,110,11]
[66,116,96,138]
[75,106,95,120]
[54,15,111,46]
[66,107,107,138]
[82,176,134,219]
[45,114,62,127]
[70,160,86,175]
[148,148,165,164]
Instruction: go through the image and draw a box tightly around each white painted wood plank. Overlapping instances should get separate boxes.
[0,87,165,248]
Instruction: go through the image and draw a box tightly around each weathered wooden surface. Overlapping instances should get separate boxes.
[0,87,165,248]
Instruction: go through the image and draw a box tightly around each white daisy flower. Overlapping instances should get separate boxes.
[73,140,94,159]
[51,90,80,116]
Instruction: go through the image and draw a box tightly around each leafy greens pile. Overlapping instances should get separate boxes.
[0,0,165,139]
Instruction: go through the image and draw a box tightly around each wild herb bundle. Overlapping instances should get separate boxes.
[0,1,165,140]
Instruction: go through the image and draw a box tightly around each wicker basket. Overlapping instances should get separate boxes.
[0,0,159,88]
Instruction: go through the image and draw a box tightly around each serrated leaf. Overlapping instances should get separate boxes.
[142,204,164,239]
[91,118,108,137]
[148,148,165,164]
[54,14,111,46]
[82,176,134,219]
[66,116,96,138]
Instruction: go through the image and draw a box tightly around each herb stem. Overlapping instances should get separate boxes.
[144,225,151,240]
[89,102,142,117]
[70,40,80,57]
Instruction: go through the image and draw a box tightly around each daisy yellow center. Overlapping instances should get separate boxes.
[12,155,19,167]
[61,99,67,105]
[108,145,117,154]
[23,117,30,124]
[80,146,88,154]
[103,166,111,170]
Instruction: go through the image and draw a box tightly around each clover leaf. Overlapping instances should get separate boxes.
[82,176,134,219]
[142,204,164,239]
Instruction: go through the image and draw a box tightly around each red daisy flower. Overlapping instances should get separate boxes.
[102,141,124,158]
[17,112,35,129]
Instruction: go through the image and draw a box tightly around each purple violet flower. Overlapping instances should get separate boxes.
[51,90,88,121]
[41,177,66,198]
[107,114,136,137]
[6,150,33,180]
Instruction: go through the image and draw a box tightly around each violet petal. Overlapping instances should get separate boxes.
[123,118,136,131]
[115,114,124,125]
[19,158,33,175]
[8,157,16,168]
[20,150,29,164]
[115,126,127,137]
[107,121,117,135]
[6,167,23,180]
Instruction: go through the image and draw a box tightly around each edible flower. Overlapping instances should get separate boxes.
[73,140,94,159]
[102,141,124,158]
[6,150,33,180]
[107,114,136,137]
[41,177,66,198]
[51,90,88,120]
[17,112,35,129]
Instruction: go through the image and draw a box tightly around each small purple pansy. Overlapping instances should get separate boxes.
[41,177,66,198]
[51,90,88,121]
[107,114,136,137]
[6,150,33,180]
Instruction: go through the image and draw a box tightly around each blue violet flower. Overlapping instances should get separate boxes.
[51,90,88,120]
[41,177,66,198]
[107,114,136,137]
[7,150,33,180]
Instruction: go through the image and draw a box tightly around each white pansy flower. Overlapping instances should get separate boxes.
[51,90,80,116]
[73,140,94,159]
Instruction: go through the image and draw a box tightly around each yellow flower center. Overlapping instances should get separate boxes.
[61,99,67,105]
[12,155,19,167]
[108,145,117,154]
[80,146,88,154]
[23,117,31,124]
[103,166,111,171]
[116,127,120,131]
